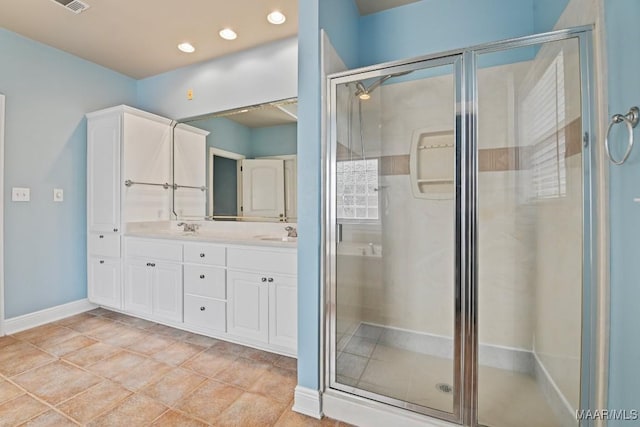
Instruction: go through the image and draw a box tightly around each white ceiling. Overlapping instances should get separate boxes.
[0,0,421,80]
[0,0,298,79]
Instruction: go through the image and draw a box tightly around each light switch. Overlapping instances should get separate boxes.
[53,188,64,202]
[12,187,30,202]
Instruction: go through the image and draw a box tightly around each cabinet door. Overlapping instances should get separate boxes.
[269,275,297,352]
[241,159,285,219]
[87,113,121,232]
[153,263,183,323]
[88,257,121,309]
[227,271,269,343]
[184,294,226,332]
[124,259,153,316]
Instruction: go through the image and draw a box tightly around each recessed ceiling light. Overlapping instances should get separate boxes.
[177,42,195,53]
[219,28,237,40]
[267,11,286,25]
[240,109,249,113]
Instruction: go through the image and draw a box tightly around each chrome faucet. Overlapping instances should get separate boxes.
[285,226,298,238]
[177,222,199,232]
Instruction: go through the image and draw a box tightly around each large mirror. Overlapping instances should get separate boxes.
[173,98,297,222]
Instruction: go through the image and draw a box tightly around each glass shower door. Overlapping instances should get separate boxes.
[475,35,589,427]
[328,57,463,420]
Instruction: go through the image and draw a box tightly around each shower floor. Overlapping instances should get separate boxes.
[335,324,568,427]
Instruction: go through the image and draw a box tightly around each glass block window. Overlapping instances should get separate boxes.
[336,159,379,221]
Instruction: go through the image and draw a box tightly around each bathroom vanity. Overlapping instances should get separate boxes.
[86,105,298,356]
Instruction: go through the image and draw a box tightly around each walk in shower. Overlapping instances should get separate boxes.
[325,28,595,427]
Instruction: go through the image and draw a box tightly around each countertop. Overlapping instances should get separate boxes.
[124,230,298,249]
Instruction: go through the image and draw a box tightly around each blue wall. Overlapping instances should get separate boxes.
[533,0,571,33]
[250,124,297,157]
[604,0,640,420]
[195,117,252,157]
[188,117,296,158]
[319,0,360,70]
[0,28,136,318]
[297,0,322,391]
[358,0,535,67]
[136,37,298,121]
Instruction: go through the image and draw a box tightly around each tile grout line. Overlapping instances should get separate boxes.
[0,373,81,425]
[2,309,302,427]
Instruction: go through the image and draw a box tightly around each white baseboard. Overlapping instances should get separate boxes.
[3,299,97,335]
[323,389,457,427]
[292,386,323,419]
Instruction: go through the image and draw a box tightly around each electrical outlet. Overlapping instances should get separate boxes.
[53,188,64,202]
[12,187,30,202]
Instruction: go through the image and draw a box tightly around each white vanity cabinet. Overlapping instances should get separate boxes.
[86,106,173,310]
[120,236,297,356]
[88,257,121,309]
[227,246,297,353]
[123,238,183,323]
[86,105,207,311]
[183,242,227,333]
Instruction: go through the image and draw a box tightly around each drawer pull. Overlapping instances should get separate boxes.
[113,228,119,232]
[199,253,206,258]
[200,274,205,279]
[99,235,104,239]
[200,306,206,311]
[146,262,156,267]
[99,260,105,264]
[261,277,267,282]
[268,277,274,283]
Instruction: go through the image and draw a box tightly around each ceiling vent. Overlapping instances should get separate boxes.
[50,0,90,14]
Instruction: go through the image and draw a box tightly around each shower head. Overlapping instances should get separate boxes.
[354,70,413,100]
[355,82,370,100]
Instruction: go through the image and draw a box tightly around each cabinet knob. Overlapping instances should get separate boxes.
[146,262,156,267]
[99,260,105,264]
[268,277,274,283]
[200,274,205,279]
[261,277,267,282]
[199,253,205,258]
[113,228,119,232]
[200,306,206,311]
[99,235,104,239]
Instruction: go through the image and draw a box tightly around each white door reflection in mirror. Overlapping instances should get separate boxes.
[241,159,285,219]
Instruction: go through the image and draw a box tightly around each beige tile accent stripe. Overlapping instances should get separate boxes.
[376,118,582,175]
[380,155,410,176]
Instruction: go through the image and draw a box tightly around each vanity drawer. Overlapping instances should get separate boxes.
[184,265,226,299]
[184,294,226,332]
[125,238,182,262]
[183,243,226,266]
[89,233,120,257]
[227,247,296,275]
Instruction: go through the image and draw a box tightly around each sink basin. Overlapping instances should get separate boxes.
[258,236,297,242]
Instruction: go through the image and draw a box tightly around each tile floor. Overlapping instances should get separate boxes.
[0,308,346,426]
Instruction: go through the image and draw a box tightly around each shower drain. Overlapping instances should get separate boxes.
[436,383,453,394]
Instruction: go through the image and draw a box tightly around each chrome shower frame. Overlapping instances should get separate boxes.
[322,26,598,427]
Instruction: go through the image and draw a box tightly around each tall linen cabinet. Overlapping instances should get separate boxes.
[86,105,206,310]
